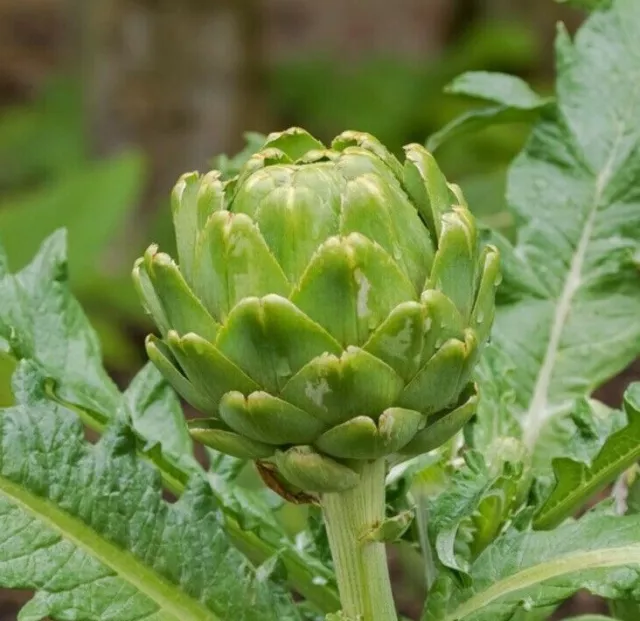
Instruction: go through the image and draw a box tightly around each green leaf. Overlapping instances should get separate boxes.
[141,247,220,342]
[122,361,195,463]
[219,390,326,445]
[477,1,640,467]
[0,230,121,418]
[535,384,640,529]
[216,295,341,393]
[0,232,341,613]
[401,384,478,455]
[466,344,520,451]
[0,363,302,621]
[360,510,414,543]
[427,453,496,574]
[427,72,551,151]
[423,512,640,621]
[315,407,423,460]
[171,171,225,289]
[0,152,144,285]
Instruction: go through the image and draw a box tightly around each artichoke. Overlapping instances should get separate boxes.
[133,128,499,494]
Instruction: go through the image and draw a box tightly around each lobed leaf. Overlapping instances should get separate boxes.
[0,229,121,418]
[0,362,302,621]
[0,232,340,613]
[534,383,640,529]
[423,512,640,621]
[473,0,640,469]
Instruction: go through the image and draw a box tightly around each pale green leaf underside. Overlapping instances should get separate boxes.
[423,514,640,621]
[0,363,301,621]
[480,0,640,464]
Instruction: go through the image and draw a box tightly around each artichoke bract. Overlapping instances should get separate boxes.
[133,128,499,494]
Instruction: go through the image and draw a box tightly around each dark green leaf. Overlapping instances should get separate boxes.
[535,384,640,529]
[0,232,340,613]
[423,512,640,621]
[0,362,302,621]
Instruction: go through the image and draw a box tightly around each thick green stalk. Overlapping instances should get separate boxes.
[321,459,397,621]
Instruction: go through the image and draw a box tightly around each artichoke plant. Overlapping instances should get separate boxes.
[133,128,499,495]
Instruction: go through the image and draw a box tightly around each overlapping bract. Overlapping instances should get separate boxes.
[133,128,499,493]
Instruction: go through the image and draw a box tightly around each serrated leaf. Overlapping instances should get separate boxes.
[0,363,302,621]
[476,0,640,467]
[466,344,520,451]
[0,233,340,613]
[427,72,550,151]
[423,512,640,621]
[535,383,640,529]
[0,230,120,418]
[427,454,496,574]
[122,361,195,464]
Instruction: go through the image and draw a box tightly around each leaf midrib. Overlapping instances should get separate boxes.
[522,132,622,449]
[443,543,640,621]
[0,473,219,621]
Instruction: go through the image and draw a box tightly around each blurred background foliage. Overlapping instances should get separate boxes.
[0,0,591,618]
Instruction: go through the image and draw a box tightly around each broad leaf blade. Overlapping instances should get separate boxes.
[0,232,340,614]
[423,512,640,621]
[427,72,550,151]
[0,363,302,621]
[477,0,640,464]
[0,230,120,417]
[535,384,640,529]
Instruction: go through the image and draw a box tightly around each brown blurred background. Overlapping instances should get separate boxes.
[1,1,629,619]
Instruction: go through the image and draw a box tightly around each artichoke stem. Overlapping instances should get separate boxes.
[321,459,397,621]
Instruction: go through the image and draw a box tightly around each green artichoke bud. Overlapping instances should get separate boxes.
[133,127,500,493]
